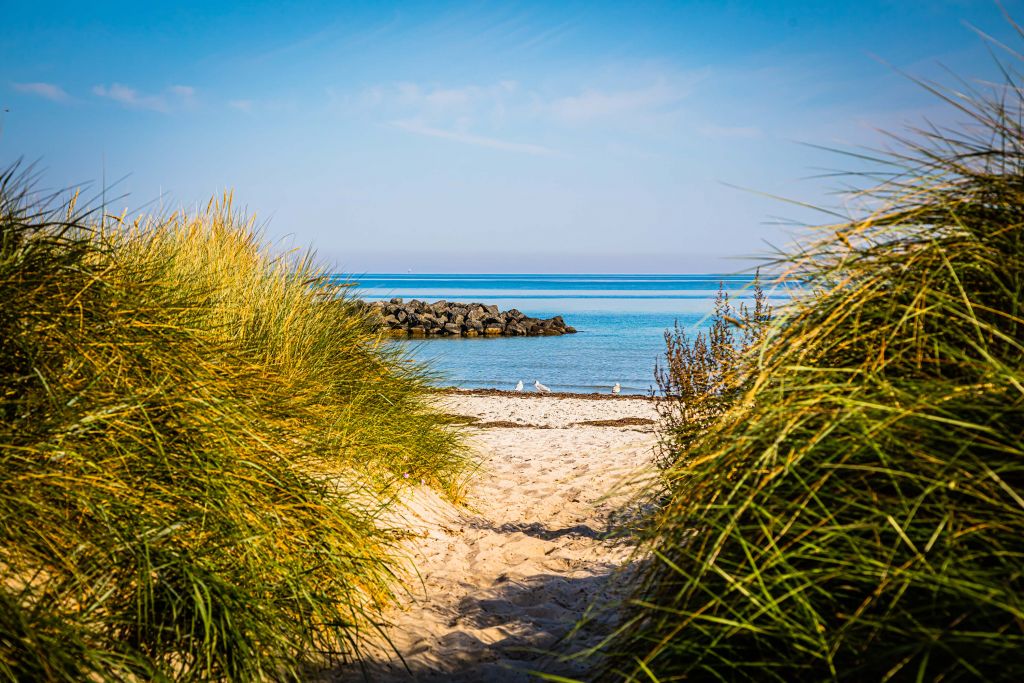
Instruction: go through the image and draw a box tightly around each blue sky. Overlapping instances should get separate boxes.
[2,1,1021,272]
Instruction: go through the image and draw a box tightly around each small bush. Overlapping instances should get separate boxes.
[655,277,771,469]
[0,170,467,681]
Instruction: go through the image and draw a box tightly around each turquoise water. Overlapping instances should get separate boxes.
[343,274,787,395]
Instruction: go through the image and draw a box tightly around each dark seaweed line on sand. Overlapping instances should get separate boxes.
[445,415,656,429]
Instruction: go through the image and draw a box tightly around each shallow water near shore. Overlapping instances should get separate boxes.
[342,274,788,395]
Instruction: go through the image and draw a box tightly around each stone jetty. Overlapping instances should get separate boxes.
[366,298,577,337]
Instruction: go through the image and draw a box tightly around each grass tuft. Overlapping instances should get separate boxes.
[0,170,468,681]
[599,38,1024,683]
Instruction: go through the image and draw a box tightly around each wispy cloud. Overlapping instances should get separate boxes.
[358,71,701,130]
[168,84,196,102]
[544,79,695,123]
[698,123,762,139]
[229,99,255,113]
[359,81,518,115]
[12,81,71,103]
[92,83,166,110]
[357,70,703,156]
[391,119,554,156]
[92,83,197,112]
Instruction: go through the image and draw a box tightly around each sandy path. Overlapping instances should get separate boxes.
[339,393,660,682]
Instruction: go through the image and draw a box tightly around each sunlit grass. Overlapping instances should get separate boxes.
[598,41,1024,683]
[0,171,468,681]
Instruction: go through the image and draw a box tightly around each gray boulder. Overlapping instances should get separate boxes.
[367,299,577,337]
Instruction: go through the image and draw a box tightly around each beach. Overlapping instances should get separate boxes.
[12,3,1020,679]
[334,391,661,681]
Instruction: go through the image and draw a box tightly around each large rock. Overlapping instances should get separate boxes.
[364,299,577,338]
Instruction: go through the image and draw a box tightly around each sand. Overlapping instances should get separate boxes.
[335,392,661,682]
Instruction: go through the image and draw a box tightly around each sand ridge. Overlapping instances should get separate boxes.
[336,393,660,681]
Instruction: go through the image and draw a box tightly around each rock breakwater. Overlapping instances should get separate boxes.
[366,298,577,337]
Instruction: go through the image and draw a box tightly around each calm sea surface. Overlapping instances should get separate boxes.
[342,274,788,395]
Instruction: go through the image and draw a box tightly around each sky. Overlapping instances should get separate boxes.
[2,0,1022,273]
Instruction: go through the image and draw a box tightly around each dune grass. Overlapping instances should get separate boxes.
[598,46,1024,683]
[0,170,468,681]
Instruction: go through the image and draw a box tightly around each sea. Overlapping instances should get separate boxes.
[343,274,788,396]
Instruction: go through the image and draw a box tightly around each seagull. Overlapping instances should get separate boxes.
[612,383,621,394]
[514,380,524,392]
[534,380,551,393]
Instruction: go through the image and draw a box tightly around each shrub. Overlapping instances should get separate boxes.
[654,277,771,469]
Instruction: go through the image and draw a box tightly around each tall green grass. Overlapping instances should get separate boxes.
[0,170,467,681]
[600,48,1024,682]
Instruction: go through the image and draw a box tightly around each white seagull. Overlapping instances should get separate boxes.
[514,380,524,392]
[612,382,621,394]
[534,380,551,393]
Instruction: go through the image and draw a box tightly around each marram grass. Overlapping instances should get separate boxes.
[598,52,1024,683]
[0,170,467,681]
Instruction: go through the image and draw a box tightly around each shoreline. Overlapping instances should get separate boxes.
[436,387,661,401]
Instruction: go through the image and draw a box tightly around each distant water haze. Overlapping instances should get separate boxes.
[332,251,767,276]
[344,273,791,395]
